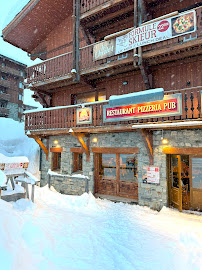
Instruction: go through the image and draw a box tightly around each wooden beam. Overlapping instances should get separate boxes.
[163,147,202,155]
[139,129,153,165]
[80,26,92,45]
[31,135,49,159]
[91,147,139,154]
[80,0,129,20]
[139,60,152,89]
[70,131,90,161]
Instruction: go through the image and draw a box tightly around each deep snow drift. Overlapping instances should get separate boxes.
[0,186,201,270]
[0,118,40,176]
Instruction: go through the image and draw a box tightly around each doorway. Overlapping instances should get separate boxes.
[168,154,202,211]
[94,153,138,200]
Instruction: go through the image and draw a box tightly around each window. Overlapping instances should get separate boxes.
[71,148,84,173]
[0,87,7,93]
[99,153,138,182]
[19,82,23,89]
[71,90,106,105]
[73,153,83,173]
[19,93,23,101]
[1,62,6,67]
[52,152,61,171]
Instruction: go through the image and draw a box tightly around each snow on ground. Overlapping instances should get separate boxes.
[0,118,40,176]
[0,186,201,270]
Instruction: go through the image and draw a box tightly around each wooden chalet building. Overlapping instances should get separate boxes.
[3,0,202,211]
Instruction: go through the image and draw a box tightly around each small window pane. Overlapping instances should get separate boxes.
[99,153,116,180]
[192,158,202,189]
[120,154,138,182]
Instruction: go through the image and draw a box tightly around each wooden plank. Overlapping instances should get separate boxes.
[163,147,202,155]
[91,147,139,154]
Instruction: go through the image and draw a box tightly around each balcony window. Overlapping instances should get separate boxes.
[19,82,23,89]
[71,90,106,105]
[19,93,24,101]
[0,87,7,93]
[1,75,7,80]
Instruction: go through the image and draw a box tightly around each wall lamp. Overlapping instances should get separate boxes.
[161,130,168,144]
[92,137,98,143]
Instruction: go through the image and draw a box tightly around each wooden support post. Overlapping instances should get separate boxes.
[76,0,80,82]
[70,131,90,162]
[80,25,92,45]
[31,135,49,160]
[139,60,152,90]
[139,129,153,165]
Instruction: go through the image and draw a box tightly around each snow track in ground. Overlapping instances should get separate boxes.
[0,186,201,270]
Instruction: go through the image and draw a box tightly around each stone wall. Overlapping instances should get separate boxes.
[48,174,89,195]
[40,129,202,210]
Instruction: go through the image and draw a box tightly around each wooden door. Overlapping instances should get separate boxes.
[170,155,182,211]
[94,153,138,199]
[190,156,202,210]
[118,154,138,199]
[95,153,117,196]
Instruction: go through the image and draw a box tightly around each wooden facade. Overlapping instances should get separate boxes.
[0,55,26,120]
[3,0,202,210]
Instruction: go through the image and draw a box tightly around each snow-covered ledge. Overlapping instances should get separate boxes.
[47,169,89,195]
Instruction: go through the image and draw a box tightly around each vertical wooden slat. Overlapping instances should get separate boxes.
[186,90,193,119]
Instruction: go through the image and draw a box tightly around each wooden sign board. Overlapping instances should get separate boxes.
[93,40,115,61]
[103,93,182,122]
[76,107,92,125]
[116,10,196,55]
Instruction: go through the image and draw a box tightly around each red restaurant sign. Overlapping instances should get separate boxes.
[103,94,182,122]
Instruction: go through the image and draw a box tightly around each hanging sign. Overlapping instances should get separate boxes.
[93,39,116,61]
[76,107,92,125]
[143,166,160,184]
[116,10,196,55]
[103,93,182,122]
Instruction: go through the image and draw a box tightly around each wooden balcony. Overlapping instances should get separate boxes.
[0,66,22,77]
[0,92,10,102]
[27,7,202,89]
[25,87,202,135]
[0,107,9,117]
[0,80,10,88]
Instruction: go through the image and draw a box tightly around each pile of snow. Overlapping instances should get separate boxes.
[0,170,6,186]
[0,118,40,176]
[0,186,201,270]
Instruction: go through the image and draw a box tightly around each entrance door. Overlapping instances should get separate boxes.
[95,153,138,199]
[190,156,202,210]
[170,155,182,211]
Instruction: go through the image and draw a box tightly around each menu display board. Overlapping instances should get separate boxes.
[143,166,160,184]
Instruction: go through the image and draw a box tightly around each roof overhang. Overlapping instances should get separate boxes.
[2,0,72,55]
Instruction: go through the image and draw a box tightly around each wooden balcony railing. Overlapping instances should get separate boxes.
[0,66,22,77]
[0,107,9,116]
[25,87,202,132]
[81,0,110,14]
[0,92,10,102]
[27,7,202,86]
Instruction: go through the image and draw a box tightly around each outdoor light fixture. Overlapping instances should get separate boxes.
[69,128,73,133]
[54,140,58,145]
[161,130,168,144]
[92,137,98,143]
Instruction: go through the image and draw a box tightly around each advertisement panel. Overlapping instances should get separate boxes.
[93,39,116,61]
[103,93,182,122]
[76,107,92,125]
[116,10,196,55]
